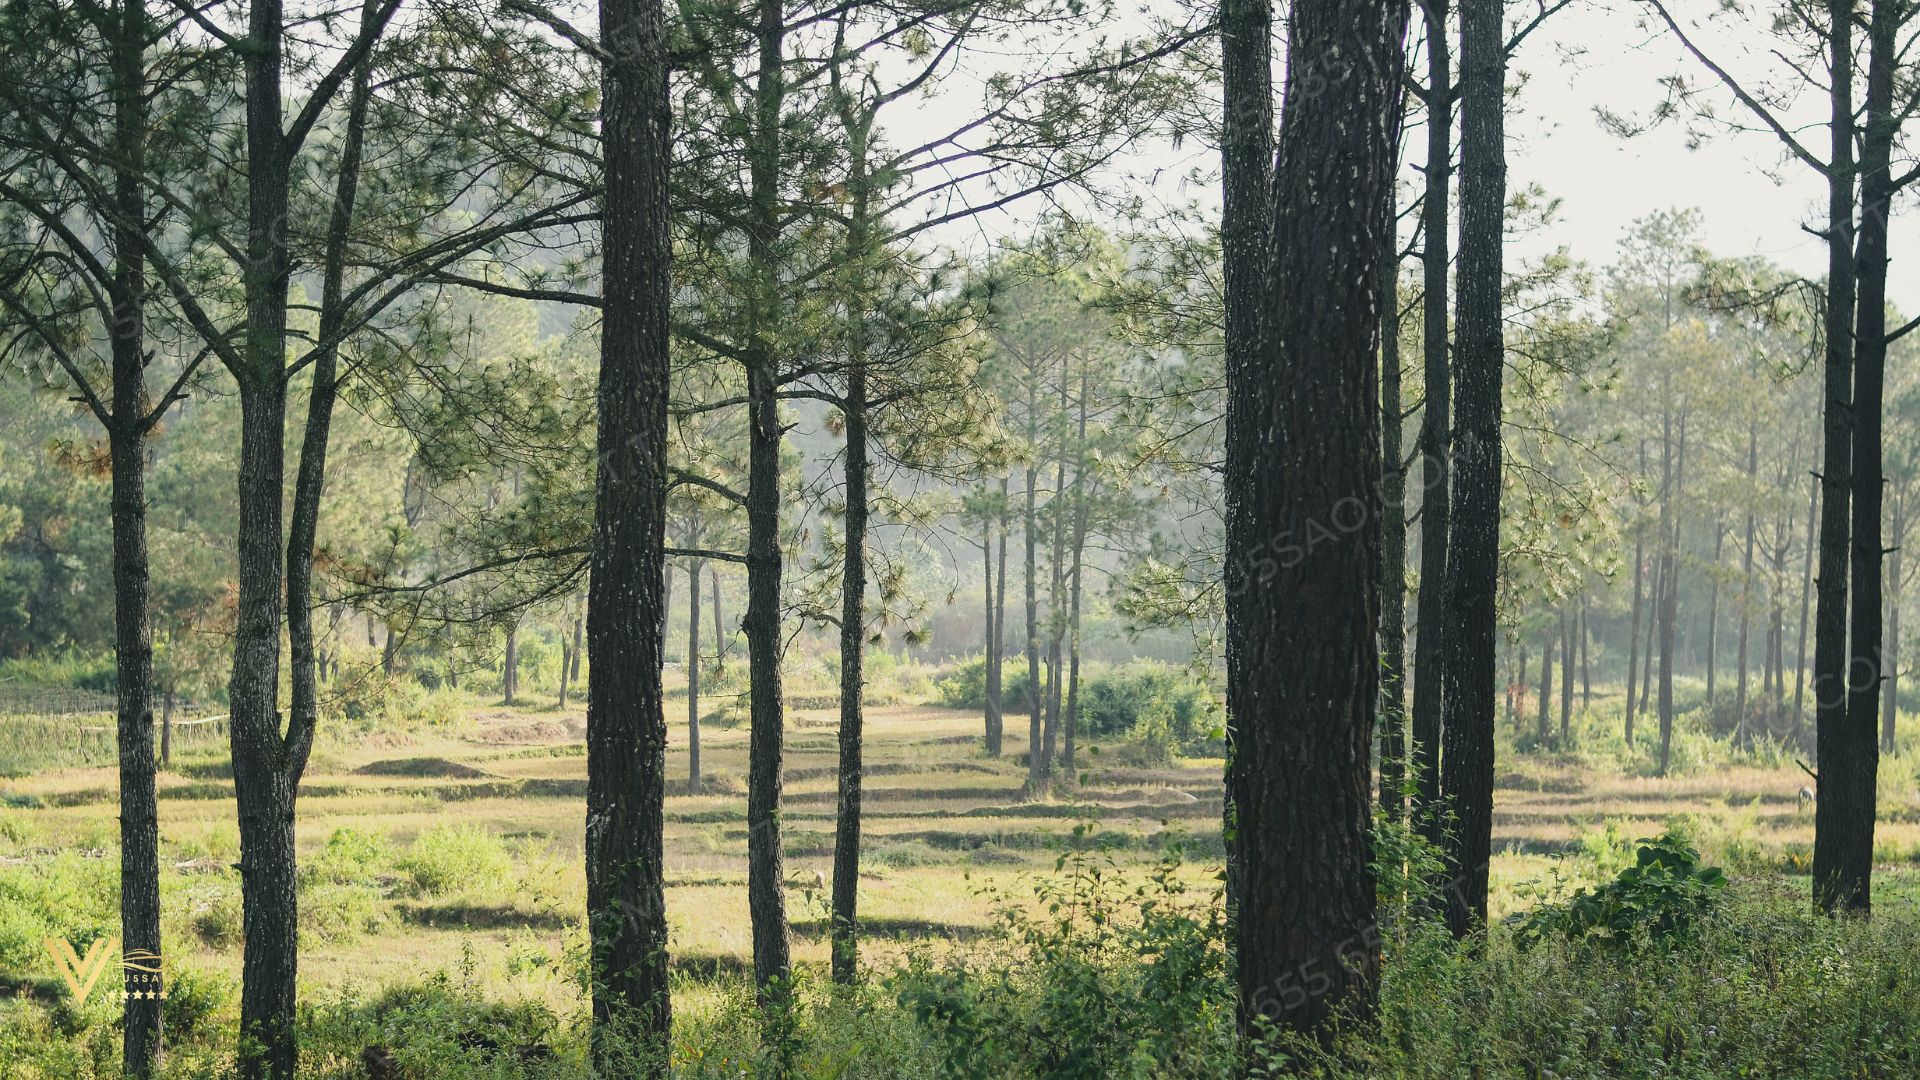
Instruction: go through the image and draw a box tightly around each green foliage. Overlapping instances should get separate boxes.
[937,658,1219,759]
[891,834,1233,1079]
[400,825,513,897]
[161,966,234,1040]
[1510,832,1728,950]
[934,654,1030,712]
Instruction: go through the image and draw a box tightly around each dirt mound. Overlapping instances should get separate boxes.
[355,757,490,779]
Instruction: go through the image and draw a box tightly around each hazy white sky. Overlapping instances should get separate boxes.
[902,0,1920,309]
[1494,0,1920,310]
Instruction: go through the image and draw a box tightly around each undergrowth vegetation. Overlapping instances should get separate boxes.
[2,821,1918,1078]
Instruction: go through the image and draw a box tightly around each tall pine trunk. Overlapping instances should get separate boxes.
[1559,608,1573,743]
[688,561,703,795]
[1410,0,1452,834]
[1810,0,1860,910]
[1736,427,1757,743]
[1223,0,1404,1040]
[104,0,162,1070]
[1023,387,1043,792]
[1795,472,1818,740]
[743,0,792,999]
[1063,363,1091,775]
[1379,150,1408,816]
[1439,0,1505,939]
[831,367,869,984]
[1821,0,1894,915]
[1218,0,1271,931]
[587,0,674,1063]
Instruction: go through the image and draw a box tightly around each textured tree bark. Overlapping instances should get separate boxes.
[1062,362,1090,776]
[1795,473,1818,741]
[1625,451,1645,742]
[1043,368,1068,777]
[559,608,572,709]
[1810,0,1860,911]
[1439,0,1504,939]
[1218,0,1271,932]
[1223,0,1404,1042]
[161,686,174,768]
[503,622,519,705]
[1706,525,1723,707]
[1580,599,1592,708]
[1737,427,1757,744]
[688,561,703,795]
[981,519,999,750]
[1380,164,1408,817]
[587,0,673,1066]
[1410,0,1452,836]
[1885,487,1904,755]
[572,603,585,684]
[1656,414,1685,776]
[1023,385,1044,792]
[1641,555,1659,723]
[711,569,725,672]
[1559,608,1573,744]
[1536,624,1554,743]
[1821,0,1895,916]
[986,476,1009,756]
[230,1,301,1072]
[102,1,162,1071]
[287,24,371,797]
[831,369,868,984]
[743,0,792,1003]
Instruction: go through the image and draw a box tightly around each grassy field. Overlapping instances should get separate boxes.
[5,678,1920,1075]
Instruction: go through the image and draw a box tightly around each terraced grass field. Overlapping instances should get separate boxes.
[4,689,1919,1012]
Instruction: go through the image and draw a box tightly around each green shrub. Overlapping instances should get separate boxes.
[162,966,233,1039]
[1510,832,1727,950]
[401,825,513,897]
[891,833,1232,1079]
[934,655,1031,712]
[304,827,395,887]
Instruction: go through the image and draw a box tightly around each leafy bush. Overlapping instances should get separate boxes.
[891,832,1233,1079]
[162,966,233,1039]
[938,658,1219,758]
[304,827,396,887]
[400,825,513,897]
[1510,832,1727,949]
[934,655,1031,713]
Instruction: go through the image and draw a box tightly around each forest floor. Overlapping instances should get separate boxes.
[3,690,1920,1008]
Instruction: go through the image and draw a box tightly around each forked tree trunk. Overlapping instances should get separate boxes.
[1821,0,1894,916]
